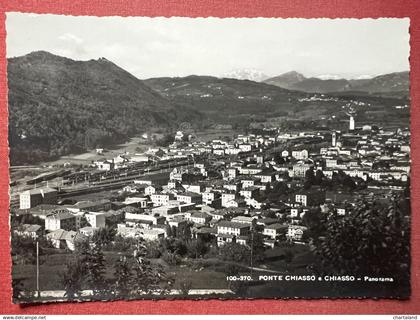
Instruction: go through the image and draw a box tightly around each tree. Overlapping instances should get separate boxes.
[219,242,250,264]
[314,169,325,185]
[186,238,208,259]
[131,239,174,295]
[113,256,133,297]
[176,222,193,242]
[92,226,117,247]
[249,228,265,264]
[60,259,85,299]
[316,198,410,290]
[76,240,106,295]
[305,168,315,188]
[301,208,327,241]
[156,134,175,147]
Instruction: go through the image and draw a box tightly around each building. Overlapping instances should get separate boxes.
[19,187,58,210]
[231,215,256,225]
[45,209,76,231]
[176,192,202,204]
[125,213,166,225]
[46,229,85,251]
[188,211,212,225]
[349,116,355,131]
[151,193,174,206]
[14,224,42,239]
[72,199,112,212]
[85,212,106,228]
[292,149,309,160]
[295,189,326,207]
[263,223,288,239]
[332,132,337,147]
[216,221,250,236]
[287,225,308,242]
[221,192,236,208]
[216,220,251,246]
[291,163,312,178]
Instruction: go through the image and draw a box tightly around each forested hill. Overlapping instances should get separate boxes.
[144,75,307,124]
[264,71,409,96]
[8,51,203,165]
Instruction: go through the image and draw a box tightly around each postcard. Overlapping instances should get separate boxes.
[7,14,411,303]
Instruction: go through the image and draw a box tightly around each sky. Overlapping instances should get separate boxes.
[6,13,410,80]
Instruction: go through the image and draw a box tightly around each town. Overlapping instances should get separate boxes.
[10,114,411,301]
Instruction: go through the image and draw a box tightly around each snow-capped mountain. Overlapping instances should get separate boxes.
[222,68,269,82]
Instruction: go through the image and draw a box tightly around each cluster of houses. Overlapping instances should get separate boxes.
[14,124,410,254]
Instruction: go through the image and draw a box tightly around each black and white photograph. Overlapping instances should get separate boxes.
[7,14,411,303]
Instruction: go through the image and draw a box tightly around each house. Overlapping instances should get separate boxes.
[255,170,277,183]
[167,180,184,190]
[175,131,184,141]
[295,189,326,207]
[79,226,98,237]
[292,149,309,160]
[221,192,236,207]
[46,229,86,251]
[188,211,212,225]
[176,192,202,205]
[290,207,303,218]
[71,199,112,212]
[125,213,166,225]
[227,168,238,179]
[94,160,114,171]
[123,197,148,208]
[168,216,189,230]
[291,163,312,178]
[183,184,204,194]
[144,185,157,196]
[85,212,106,228]
[224,197,246,208]
[281,150,289,158]
[151,205,180,216]
[263,239,276,248]
[217,233,236,246]
[223,182,240,192]
[14,224,42,239]
[239,187,259,199]
[236,235,249,246]
[287,225,308,242]
[45,209,76,231]
[239,165,262,175]
[170,168,183,181]
[217,221,250,237]
[238,144,252,152]
[231,215,256,225]
[244,197,263,209]
[130,154,150,163]
[151,193,174,206]
[46,229,68,249]
[263,223,288,239]
[117,224,165,241]
[241,177,261,188]
[202,191,220,205]
[19,187,58,210]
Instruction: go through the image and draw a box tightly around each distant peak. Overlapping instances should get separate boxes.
[281,71,304,77]
[222,68,269,82]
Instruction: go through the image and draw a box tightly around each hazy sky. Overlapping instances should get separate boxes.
[6,13,410,80]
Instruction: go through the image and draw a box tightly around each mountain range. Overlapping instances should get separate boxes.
[263,71,409,95]
[7,51,410,165]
